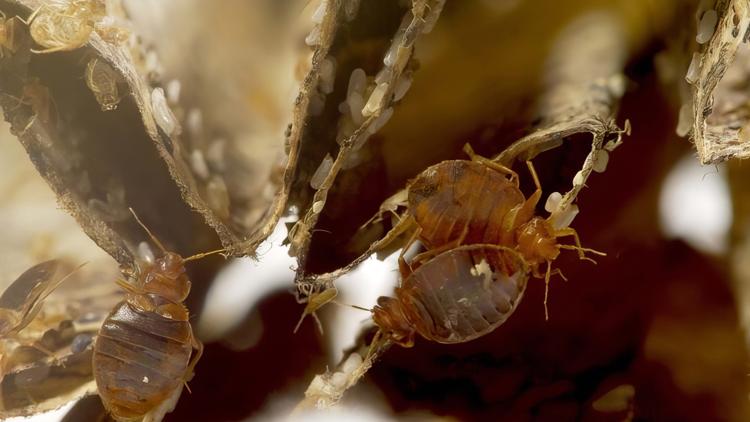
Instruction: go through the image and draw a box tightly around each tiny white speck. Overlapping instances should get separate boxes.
[142,376,149,383]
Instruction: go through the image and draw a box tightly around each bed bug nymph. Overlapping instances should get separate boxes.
[92,209,225,421]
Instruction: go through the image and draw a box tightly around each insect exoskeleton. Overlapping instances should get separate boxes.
[372,244,528,347]
[25,0,105,54]
[92,209,225,421]
[0,260,81,338]
[85,57,121,111]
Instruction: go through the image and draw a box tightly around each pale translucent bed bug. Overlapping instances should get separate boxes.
[93,209,226,421]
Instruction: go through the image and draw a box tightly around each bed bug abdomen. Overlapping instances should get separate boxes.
[374,244,528,345]
[93,300,192,420]
[408,160,526,249]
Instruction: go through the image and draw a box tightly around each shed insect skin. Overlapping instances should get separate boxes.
[372,244,528,347]
[0,260,82,338]
[0,260,84,376]
[23,0,105,54]
[92,209,225,421]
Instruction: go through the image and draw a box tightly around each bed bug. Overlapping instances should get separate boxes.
[93,209,225,421]
[295,145,603,329]
[372,244,528,347]
[24,0,105,54]
[401,145,602,313]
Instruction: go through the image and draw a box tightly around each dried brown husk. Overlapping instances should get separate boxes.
[689,0,750,164]
[123,0,311,256]
[287,0,444,277]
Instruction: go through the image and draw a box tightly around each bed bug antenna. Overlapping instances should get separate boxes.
[129,207,167,254]
[183,248,228,262]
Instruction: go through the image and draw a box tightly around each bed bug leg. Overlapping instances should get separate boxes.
[556,227,605,263]
[183,326,203,391]
[463,143,519,186]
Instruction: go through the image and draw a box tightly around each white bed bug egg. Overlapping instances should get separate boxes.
[186,108,203,138]
[190,149,210,181]
[330,372,348,389]
[310,154,334,190]
[166,79,181,105]
[319,57,336,94]
[696,9,718,44]
[676,102,694,137]
[311,0,327,24]
[362,83,388,117]
[347,68,367,124]
[206,138,227,172]
[341,352,363,374]
[145,50,164,77]
[305,24,321,47]
[573,170,585,187]
[312,200,325,214]
[544,191,563,213]
[151,87,179,136]
[384,14,411,67]
[137,241,155,265]
[552,204,580,230]
[375,67,393,85]
[366,107,394,136]
[206,175,231,219]
[685,52,701,84]
[592,150,610,173]
[393,75,413,101]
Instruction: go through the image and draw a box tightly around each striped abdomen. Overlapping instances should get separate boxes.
[397,245,528,343]
[93,299,192,420]
[408,160,525,249]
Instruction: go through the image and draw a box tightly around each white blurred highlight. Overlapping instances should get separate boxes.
[659,154,731,254]
[327,251,401,364]
[198,220,295,342]
[5,401,75,422]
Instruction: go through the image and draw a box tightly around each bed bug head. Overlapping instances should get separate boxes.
[129,208,226,302]
[372,296,415,348]
[515,217,560,265]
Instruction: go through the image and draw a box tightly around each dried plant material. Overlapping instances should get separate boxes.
[123,1,314,256]
[689,0,750,164]
[0,0,225,271]
[493,11,628,166]
[290,0,445,296]
[296,341,389,411]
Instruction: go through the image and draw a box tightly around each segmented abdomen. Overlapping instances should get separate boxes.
[408,160,525,249]
[93,300,192,420]
[398,245,528,343]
